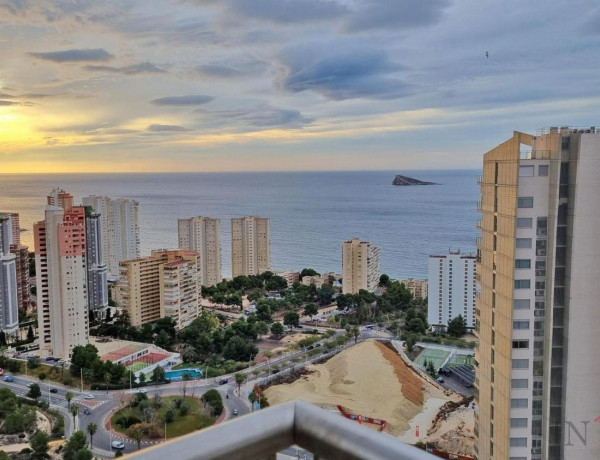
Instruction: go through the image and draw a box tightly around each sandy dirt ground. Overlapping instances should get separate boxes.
[264,340,451,435]
[425,403,475,457]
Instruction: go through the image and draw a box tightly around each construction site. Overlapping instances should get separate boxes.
[263,339,475,458]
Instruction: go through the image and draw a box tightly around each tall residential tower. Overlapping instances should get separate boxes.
[341,238,380,294]
[475,127,600,460]
[0,215,19,335]
[231,217,271,277]
[178,217,221,286]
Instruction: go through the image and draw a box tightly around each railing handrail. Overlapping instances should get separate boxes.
[124,400,438,460]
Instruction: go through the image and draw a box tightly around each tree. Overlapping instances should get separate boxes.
[155,329,172,350]
[300,268,319,278]
[201,389,223,417]
[283,311,300,331]
[447,315,467,338]
[303,303,318,323]
[152,365,166,384]
[351,326,360,344]
[255,302,272,323]
[70,404,79,430]
[63,430,88,460]
[379,274,390,287]
[270,322,284,337]
[86,422,97,449]
[27,325,35,341]
[30,429,50,458]
[0,331,6,347]
[39,372,46,382]
[138,372,146,385]
[234,372,246,397]
[65,391,73,409]
[255,321,269,339]
[406,317,426,335]
[130,426,144,450]
[405,335,417,353]
[27,383,41,400]
[316,283,335,306]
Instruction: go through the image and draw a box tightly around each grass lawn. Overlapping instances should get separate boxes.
[111,396,215,439]
[15,361,92,390]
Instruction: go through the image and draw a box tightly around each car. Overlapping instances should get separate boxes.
[437,377,445,384]
[218,378,229,385]
[137,388,147,394]
[111,440,125,450]
[232,409,239,416]
[3,376,14,382]
[83,408,91,415]
[272,369,280,374]
[307,345,314,350]
[50,388,58,393]
[45,356,56,362]
[84,394,95,400]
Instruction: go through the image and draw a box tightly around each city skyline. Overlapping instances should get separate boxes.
[2,1,600,173]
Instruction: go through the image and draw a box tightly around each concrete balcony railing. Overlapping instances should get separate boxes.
[125,400,437,460]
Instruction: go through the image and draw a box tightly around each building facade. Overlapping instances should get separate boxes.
[231,217,271,277]
[276,271,300,288]
[0,215,19,335]
[177,217,221,286]
[427,252,476,330]
[475,127,600,460]
[118,249,200,328]
[82,195,140,280]
[399,278,429,299]
[0,212,30,311]
[85,208,109,316]
[34,203,89,358]
[341,238,380,294]
[160,252,200,330]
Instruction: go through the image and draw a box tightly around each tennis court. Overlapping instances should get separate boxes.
[447,354,473,367]
[127,362,148,372]
[414,348,450,370]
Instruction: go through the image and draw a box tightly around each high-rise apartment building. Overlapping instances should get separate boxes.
[231,217,271,277]
[341,238,380,294]
[427,252,476,330]
[34,202,89,358]
[0,212,30,311]
[85,208,108,316]
[160,252,200,330]
[475,127,600,460]
[178,217,221,286]
[82,195,140,279]
[0,215,19,335]
[399,278,429,299]
[118,249,200,328]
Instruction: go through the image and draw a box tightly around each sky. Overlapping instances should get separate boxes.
[1,0,600,173]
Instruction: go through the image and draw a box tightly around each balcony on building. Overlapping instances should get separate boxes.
[126,400,437,460]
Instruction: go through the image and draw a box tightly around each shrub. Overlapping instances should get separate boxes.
[165,408,175,424]
[201,389,223,417]
[179,403,189,416]
[115,415,142,429]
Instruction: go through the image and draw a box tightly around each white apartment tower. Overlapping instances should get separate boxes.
[231,217,271,277]
[475,127,600,460]
[82,195,140,280]
[0,215,19,335]
[341,238,381,294]
[427,252,476,330]
[84,208,109,316]
[178,217,221,286]
[34,203,89,358]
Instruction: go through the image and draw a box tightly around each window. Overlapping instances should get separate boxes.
[512,359,529,369]
[514,279,531,289]
[513,320,530,330]
[513,340,529,349]
[510,438,527,448]
[512,378,529,389]
[539,165,549,176]
[519,166,534,177]
[511,398,528,408]
[514,299,530,310]
[515,259,531,269]
[516,218,532,228]
[511,418,528,428]
[516,238,532,249]
[517,197,534,208]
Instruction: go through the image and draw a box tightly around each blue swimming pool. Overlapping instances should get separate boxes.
[164,368,202,381]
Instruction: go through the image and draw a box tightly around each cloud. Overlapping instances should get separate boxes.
[195,104,313,127]
[344,0,450,32]
[227,0,347,23]
[0,100,20,106]
[193,56,267,78]
[147,124,192,132]
[276,41,410,100]
[151,95,214,106]
[29,48,114,62]
[83,62,166,75]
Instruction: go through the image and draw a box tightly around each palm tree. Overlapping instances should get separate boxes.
[86,422,97,449]
[70,404,79,431]
[234,372,246,397]
[65,391,73,409]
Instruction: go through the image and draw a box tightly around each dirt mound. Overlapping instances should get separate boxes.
[425,398,475,457]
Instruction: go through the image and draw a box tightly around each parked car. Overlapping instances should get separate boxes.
[437,377,445,384]
[3,376,14,382]
[233,409,239,416]
[137,388,147,394]
[50,388,58,393]
[45,356,56,362]
[111,440,125,450]
[84,394,95,399]
[307,345,314,350]
[218,378,229,385]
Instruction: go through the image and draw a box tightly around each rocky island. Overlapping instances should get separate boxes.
[392,174,438,186]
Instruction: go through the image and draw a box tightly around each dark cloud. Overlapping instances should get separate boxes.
[344,0,450,32]
[83,62,166,75]
[196,104,313,127]
[228,0,347,23]
[276,42,410,100]
[147,124,192,132]
[0,100,19,106]
[151,95,214,106]
[194,57,266,78]
[29,48,114,62]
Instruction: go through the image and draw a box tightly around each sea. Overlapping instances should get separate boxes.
[0,170,480,280]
